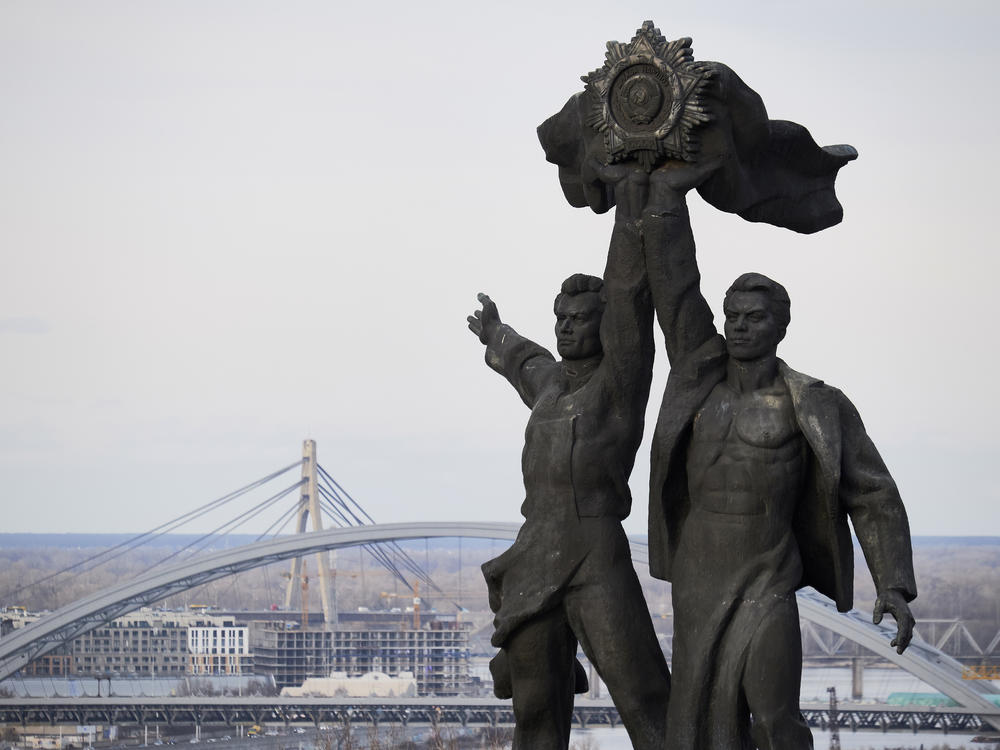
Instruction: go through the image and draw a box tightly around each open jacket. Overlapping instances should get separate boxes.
[648,332,917,611]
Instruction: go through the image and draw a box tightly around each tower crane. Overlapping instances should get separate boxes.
[380,583,474,628]
[381,581,423,628]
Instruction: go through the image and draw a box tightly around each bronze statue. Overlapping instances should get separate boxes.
[467,227,670,747]
[642,197,916,749]
[532,22,917,750]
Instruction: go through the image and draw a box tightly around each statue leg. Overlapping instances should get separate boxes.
[505,606,577,750]
[743,597,814,750]
[565,567,670,750]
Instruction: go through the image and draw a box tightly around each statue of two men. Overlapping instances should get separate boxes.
[468,24,916,750]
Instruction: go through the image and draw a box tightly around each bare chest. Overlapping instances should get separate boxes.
[686,381,807,516]
[692,382,800,451]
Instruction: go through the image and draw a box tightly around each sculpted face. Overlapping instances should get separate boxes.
[554,292,603,360]
[723,291,784,361]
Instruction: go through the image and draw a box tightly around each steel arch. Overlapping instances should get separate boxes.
[0,523,518,682]
[0,522,996,728]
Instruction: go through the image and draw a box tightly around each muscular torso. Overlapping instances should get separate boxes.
[687,378,807,532]
[670,374,809,608]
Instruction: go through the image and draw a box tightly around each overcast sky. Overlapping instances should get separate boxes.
[2,1,998,539]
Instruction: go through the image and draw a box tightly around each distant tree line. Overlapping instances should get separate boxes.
[1,540,997,637]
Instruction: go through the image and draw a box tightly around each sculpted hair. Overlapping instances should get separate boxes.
[554,273,605,312]
[724,272,791,331]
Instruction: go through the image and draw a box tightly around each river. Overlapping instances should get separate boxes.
[557,666,1000,750]
[565,726,997,750]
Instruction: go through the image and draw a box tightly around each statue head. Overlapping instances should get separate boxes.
[554,273,605,360]
[723,273,790,361]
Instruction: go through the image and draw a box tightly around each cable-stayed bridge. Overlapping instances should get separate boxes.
[1,443,998,731]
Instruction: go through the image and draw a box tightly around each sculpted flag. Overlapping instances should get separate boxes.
[537,22,858,235]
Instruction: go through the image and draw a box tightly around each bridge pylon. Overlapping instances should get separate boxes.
[283,439,337,627]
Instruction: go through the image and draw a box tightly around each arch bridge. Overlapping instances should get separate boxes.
[0,522,996,730]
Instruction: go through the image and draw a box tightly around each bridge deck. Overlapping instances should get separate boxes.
[1,697,997,734]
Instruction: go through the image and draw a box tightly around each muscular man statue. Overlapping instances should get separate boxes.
[466,204,670,748]
[643,178,917,749]
[535,27,918,748]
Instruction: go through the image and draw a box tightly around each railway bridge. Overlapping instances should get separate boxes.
[0,696,997,735]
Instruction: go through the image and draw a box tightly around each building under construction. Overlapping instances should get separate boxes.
[248,440,475,696]
[248,623,332,689]
[331,620,472,696]
[248,618,472,695]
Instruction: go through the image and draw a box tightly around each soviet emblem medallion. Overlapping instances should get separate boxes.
[583,22,715,171]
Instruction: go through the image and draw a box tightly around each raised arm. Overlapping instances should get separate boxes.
[467,293,556,408]
[598,221,655,426]
[641,161,723,366]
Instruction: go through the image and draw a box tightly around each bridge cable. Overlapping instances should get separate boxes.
[140,473,304,563]
[315,468,441,592]
[314,487,410,586]
[136,479,306,576]
[314,484,355,526]
[0,461,301,602]
[315,467,436,581]
[314,480,412,583]
[168,478,305,558]
[144,479,304,569]
[315,483,439,589]
[316,465,381,525]
[254,500,301,541]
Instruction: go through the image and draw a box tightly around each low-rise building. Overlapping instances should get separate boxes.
[281,670,417,698]
[50,609,248,677]
[71,614,188,676]
[2,608,253,678]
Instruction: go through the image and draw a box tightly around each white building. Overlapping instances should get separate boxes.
[281,671,417,698]
[187,624,250,675]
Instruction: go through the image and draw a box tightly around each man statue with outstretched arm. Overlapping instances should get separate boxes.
[466,198,670,749]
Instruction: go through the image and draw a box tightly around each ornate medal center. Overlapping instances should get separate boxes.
[611,65,671,130]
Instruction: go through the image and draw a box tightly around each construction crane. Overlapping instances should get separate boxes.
[380,584,474,628]
[381,582,422,628]
[281,559,310,629]
[419,588,473,624]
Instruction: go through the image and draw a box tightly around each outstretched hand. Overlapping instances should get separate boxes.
[467,293,501,345]
[873,589,915,655]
